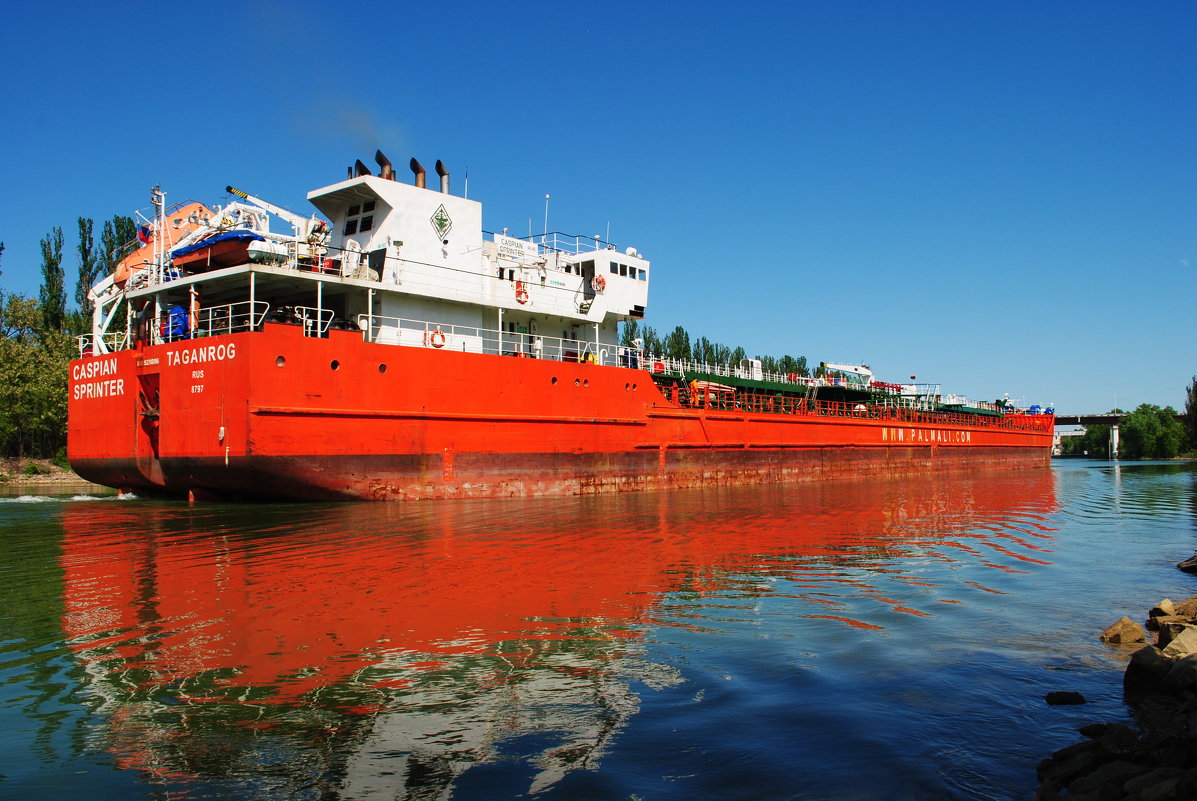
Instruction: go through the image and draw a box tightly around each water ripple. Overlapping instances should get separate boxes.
[1,463,1194,799]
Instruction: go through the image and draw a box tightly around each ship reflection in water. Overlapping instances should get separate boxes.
[59,470,1057,799]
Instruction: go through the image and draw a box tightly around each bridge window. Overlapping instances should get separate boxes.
[343,200,378,237]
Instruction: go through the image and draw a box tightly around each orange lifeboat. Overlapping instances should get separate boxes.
[114,201,213,287]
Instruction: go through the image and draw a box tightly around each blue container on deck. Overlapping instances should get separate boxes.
[162,305,190,340]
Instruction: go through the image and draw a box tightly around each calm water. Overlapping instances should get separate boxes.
[2,461,1195,800]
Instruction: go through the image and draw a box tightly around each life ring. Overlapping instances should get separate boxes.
[591,274,606,292]
[515,282,529,304]
[428,328,446,348]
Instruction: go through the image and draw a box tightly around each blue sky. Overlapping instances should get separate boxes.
[1,0,1193,413]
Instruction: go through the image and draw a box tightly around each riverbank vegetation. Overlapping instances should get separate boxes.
[1057,389,1197,459]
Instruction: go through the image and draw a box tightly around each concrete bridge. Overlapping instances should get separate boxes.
[1052,413,1124,427]
[1050,411,1186,458]
[1051,413,1125,457]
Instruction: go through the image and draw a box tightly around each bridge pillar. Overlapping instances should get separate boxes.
[1110,424,1120,460]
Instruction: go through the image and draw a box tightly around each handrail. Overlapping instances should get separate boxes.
[294,306,335,337]
[484,230,618,258]
[643,355,953,400]
[76,331,130,357]
[193,300,270,339]
[161,300,270,344]
[645,355,817,388]
[356,312,636,367]
[661,385,1051,432]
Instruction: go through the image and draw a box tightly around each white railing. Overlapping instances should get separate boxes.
[76,331,131,357]
[294,306,335,337]
[642,356,817,388]
[78,300,271,352]
[357,313,641,367]
[159,300,270,344]
[192,300,269,340]
[638,357,946,405]
[514,231,615,257]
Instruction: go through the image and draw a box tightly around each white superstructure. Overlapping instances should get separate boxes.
[306,155,649,355]
[83,152,650,364]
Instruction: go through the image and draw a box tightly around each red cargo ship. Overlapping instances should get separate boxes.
[68,153,1054,501]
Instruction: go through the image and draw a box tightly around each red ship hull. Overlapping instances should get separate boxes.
[68,324,1054,501]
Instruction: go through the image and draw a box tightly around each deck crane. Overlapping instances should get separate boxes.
[225,185,330,245]
[822,362,874,388]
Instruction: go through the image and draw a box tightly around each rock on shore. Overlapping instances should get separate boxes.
[1036,596,1197,800]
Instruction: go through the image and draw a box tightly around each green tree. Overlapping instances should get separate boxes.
[98,215,137,278]
[1057,432,1082,456]
[39,227,66,333]
[663,325,691,361]
[1077,424,1110,457]
[640,325,662,355]
[779,355,809,377]
[76,217,99,315]
[0,294,71,458]
[1120,404,1186,459]
[620,320,640,348]
[1184,376,1197,452]
[730,346,746,366]
[692,336,716,364]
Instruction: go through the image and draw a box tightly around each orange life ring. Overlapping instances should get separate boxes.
[515,288,529,304]
[591,274,606,292]
[428,328,446,348]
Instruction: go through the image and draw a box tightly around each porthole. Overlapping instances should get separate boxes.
[275,356,286,367]
[551,376,558,385]
[625,382,630,391]
[379,364,388,374]
[574,378,581,386]
[331,360,340,371]
[583,379,589,388]
[632,383,638,391]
